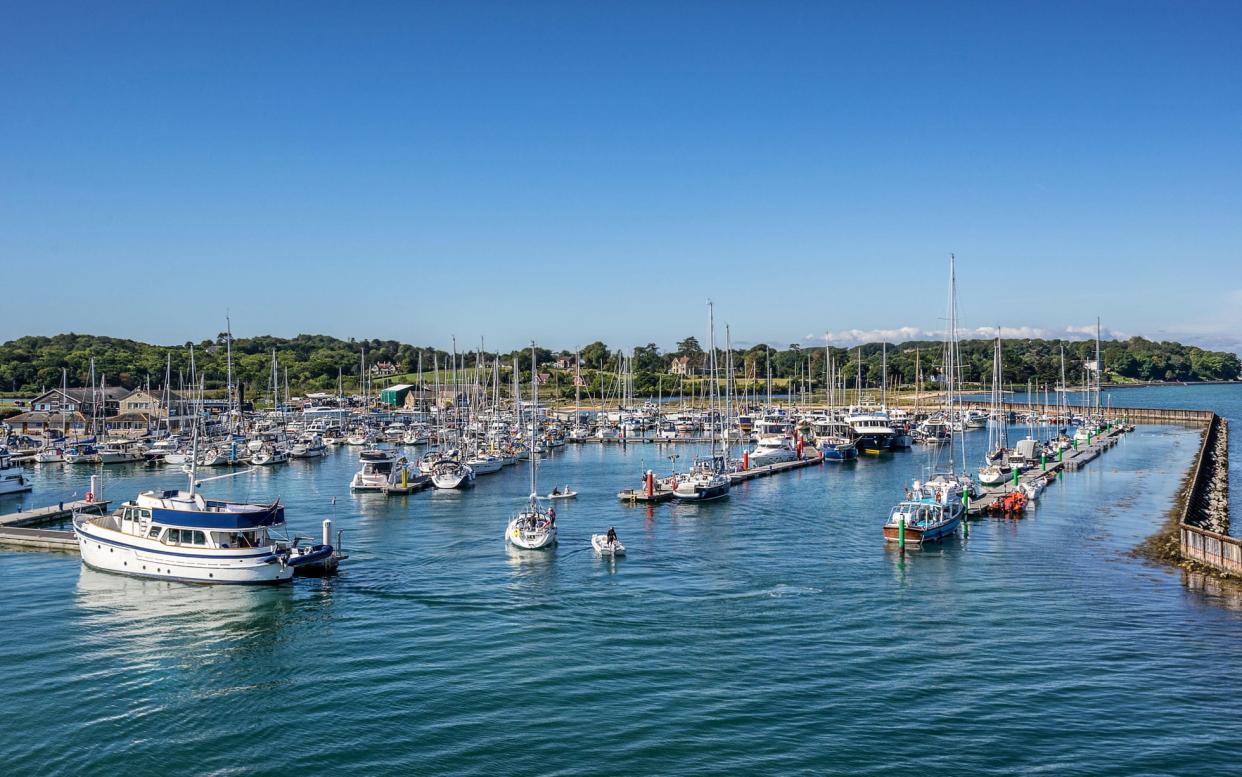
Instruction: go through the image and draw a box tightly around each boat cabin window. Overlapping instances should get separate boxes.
[147,525,163,539]
[163,529,207,546]
[213,530,259,548]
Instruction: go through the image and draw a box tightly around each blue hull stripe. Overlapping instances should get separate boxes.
[80,559,289,586]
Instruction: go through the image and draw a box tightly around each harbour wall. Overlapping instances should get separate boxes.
[957,401,1216,425]
[1177,415,1239,575]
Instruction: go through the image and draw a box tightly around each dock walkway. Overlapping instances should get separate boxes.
[0,499,111,552]
[966,427,1125,516]
[619,450,824,504]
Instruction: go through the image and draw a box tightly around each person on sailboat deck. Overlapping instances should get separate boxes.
[607,527,617,545]
[548,506,556,525]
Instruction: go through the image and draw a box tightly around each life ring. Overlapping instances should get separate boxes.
[85,491,94,503]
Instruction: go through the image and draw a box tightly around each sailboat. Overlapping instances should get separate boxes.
[35,368,71,463]
[884,255,972,544]
[673,302,731,502]
[506,343,557,550]
[430,340,476,489]
[978,329,1013,486]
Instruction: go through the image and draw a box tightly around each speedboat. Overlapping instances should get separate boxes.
[290,434,327,459]
[591,533,625,557]
[548,487,577,500]
[0,448,33,495]
[350,448,406,492]
[746,435,799,467]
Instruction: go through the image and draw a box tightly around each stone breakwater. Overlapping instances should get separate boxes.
[1191,420,1230,534]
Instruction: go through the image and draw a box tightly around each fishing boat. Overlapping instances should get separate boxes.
[819,435,858,461]
[883,489,964,544]
[72,431,333,584]
[0,448,33,495]
[95,440,146,464]
[506,343,557,550]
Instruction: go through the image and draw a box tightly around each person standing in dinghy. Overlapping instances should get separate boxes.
[607,527,618,546]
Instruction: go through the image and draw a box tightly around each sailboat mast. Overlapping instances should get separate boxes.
[529,342,538,499]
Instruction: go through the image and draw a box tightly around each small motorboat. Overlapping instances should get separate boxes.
[591,533,625,557]
[988,489,1029,516]
[548,487,577,500]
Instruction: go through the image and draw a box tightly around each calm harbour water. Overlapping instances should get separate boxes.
[3,384,1242,775]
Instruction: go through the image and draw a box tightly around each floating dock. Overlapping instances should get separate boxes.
[617,487,676,503]
[0,499,112,552]
[384,474,432,495]
[619,450,824,503]
[966,427,1126,516]
[729,453,822,483]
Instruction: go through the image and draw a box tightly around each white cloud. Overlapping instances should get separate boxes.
[801,324,1131,347]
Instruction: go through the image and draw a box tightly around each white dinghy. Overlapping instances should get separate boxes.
[591,531,625,557]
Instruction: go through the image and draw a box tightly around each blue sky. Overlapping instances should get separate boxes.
[3,1,1240,352]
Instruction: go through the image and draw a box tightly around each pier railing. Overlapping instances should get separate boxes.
[1180,524,1242,576]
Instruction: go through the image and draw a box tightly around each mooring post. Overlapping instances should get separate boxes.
[898,515,905,551]
[1041,453,1047,472]
[1013,468,1019,487]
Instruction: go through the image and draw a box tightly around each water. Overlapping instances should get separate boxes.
[3,386,1242,774]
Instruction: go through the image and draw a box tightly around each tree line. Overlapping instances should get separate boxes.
[0,332,1237,398]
